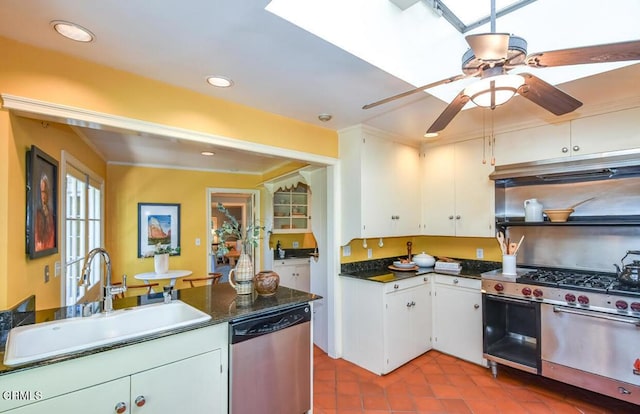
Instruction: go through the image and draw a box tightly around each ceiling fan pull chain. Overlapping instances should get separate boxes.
[482,110,487,164]
[490,109,496,166]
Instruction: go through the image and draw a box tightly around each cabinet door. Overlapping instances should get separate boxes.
[6,377,130,414]
[494,123,571,165]
[453,139,495,237]
[433,284,484,366]
[393,143,421,236]
[295,263,311,292]
[570,107,640,155]
[384,288,416,372]
[131,350,223,414]
[422,144,455,235]
[412,282,432,355]
[362,136,395,237]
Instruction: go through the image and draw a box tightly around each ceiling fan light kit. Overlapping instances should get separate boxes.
[464,72,524,109]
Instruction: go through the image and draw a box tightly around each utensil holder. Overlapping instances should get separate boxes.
[502,254,517,275]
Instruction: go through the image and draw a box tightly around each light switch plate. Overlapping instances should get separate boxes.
[476,248,484,259]
[292,241,299,248]
[367,248,373,259]
[343,245,351,257]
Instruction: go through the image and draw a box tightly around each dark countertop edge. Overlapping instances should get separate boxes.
[340,269,484,282]
[0,283,319,375]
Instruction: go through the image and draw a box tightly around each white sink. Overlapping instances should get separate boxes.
[3,300,211,367]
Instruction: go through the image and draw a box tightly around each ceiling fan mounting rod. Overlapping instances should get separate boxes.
[490,0,497,33]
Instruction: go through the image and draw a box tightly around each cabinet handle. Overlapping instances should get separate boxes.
[455,215,461,220]
[573,145,580,152]
[448,215,454,220]
[134,396,146,407]
[474,304,480,309]
[453,279,459,284]
[406,302,412,308]
[411,301,416,307]
[115,402,127,414]
[394,284,399,289]
[424,277,428,282]
[562,147,569,153]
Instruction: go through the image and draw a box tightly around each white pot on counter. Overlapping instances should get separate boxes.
[413,252,435,268]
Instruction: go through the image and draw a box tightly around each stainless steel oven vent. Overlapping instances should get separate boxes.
[490,149,640,185]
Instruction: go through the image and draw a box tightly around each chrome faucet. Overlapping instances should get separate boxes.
[79,247,126,313]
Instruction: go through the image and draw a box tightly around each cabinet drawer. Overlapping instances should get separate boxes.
[434,274,480,290]
[384,274,431,293]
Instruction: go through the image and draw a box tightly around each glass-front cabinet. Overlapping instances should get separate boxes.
[273,184,311,233]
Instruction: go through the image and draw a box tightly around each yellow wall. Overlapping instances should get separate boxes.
[0,36,338,310]
[1,114,106,309]
[106,165,265,288]
[341,236,502,263]
[269,233,317,250]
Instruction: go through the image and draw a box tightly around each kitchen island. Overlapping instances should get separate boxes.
[0,283,318,413]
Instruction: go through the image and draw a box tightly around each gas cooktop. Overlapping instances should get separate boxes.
[517,268,639,295]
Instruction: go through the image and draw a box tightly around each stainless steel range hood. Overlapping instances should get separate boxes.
[490,149,640,185]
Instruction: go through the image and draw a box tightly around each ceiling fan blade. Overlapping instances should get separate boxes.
[362,74,470,110]
[517,73,582,115]
[426,90,470,134]
[465,33,510,61]
[526,39,640,68]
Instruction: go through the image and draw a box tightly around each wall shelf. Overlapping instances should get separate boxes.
[496,215,640,230]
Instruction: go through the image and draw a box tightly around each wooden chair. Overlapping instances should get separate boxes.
[112,282,159,299]
[182,272,222,288]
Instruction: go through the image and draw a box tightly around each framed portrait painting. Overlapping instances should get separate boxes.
[26,145,58,259]
[138,203,181,258]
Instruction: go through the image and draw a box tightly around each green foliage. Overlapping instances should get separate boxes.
[214,203,264,257]
[146,243,180,257]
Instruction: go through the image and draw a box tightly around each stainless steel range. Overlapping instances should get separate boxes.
[482,268,640,405]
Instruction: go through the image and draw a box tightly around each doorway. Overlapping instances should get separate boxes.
[207,189,261,283]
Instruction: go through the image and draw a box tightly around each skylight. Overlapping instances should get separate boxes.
[435,0,536,32]
[267,0,639,106]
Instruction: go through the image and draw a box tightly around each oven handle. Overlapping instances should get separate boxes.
[484,294,533,306]
[552,306,640,327]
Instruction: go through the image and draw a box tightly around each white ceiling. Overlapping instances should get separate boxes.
[0,0,638,172]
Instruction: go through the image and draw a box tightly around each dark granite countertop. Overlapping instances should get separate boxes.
[0,283,318,375]
[340,257,500,283]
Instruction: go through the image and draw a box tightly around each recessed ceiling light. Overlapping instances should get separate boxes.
[201,151,215,156]
[318,113,332,122]
[206,76,233,88]
[51,20,95,42]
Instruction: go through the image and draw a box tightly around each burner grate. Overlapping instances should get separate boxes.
[518,269,617,292]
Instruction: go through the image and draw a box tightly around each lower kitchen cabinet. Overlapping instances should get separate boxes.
[433,274,486,366]
[342,275,432,375]
[1,324,228,414]
[273,258,310,291]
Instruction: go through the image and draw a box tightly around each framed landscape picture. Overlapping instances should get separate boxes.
[26,145,58,259]
[138,203,181,258]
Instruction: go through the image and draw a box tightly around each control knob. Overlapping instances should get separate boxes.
[494,283,504,292]
[578,295,589,305]
[564,293,576,303]
[533,288,543,298]
[615,300,628,310]
[521,287,532,296]
[630,302,640,312]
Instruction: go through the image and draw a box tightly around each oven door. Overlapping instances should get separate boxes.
[483,294,541,374]
[541,303,640,387]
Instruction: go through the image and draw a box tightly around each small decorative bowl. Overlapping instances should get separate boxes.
[543,208,574,222]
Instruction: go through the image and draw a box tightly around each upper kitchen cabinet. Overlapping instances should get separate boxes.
[494,107,640,165]
[340,125,421,244]
[272,184,311,234]
[422,138,494,237]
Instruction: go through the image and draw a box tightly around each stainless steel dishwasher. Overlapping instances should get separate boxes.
[229,303,311,414]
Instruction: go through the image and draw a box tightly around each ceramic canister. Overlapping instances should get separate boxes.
[524,198,543,222]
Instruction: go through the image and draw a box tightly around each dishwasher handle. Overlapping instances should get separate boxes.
[230,304,311,344]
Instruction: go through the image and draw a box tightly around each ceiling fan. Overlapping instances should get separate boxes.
[362,0,640,135]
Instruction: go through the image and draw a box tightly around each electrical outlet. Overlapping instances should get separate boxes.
[343,245,351,257]
[476,248,484,259]
[292,241,299,248]
[44,265,50,283]
[367,248,373,259]
[55,261,61,277]
[195,238,201,246]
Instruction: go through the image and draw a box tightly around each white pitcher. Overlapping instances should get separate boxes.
[524,198,543,222]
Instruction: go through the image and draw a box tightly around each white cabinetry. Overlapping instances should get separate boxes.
[273,258,310,292]
[1,324,228,414]
[494,107,640,165]
[272,184,311,233]
[422,138,494,237]
[340,125,421,244]
[433,275,485,366]
[342,275,431,375]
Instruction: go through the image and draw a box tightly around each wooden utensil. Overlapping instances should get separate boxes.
[508,243,518,255]
[568,197,595,209]
[496,231,506,255]
[513,235,525,255]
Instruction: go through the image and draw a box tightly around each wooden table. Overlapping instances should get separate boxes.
[134,269,193,287]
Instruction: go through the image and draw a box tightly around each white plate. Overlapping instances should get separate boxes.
[393,261,416,268]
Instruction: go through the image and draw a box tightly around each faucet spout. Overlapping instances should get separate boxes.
[80,247,125,313]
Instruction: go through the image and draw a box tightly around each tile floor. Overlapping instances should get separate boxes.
[313,347,639,414]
